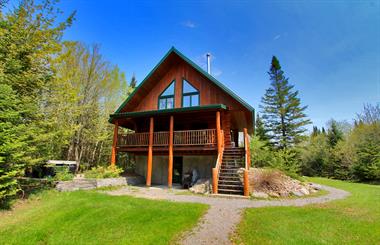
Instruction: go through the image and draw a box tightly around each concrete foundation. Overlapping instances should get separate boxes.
[135,155,217,185]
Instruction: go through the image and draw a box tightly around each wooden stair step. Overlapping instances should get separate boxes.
[218,189,244,194]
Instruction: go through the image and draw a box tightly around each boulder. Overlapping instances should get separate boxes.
[309,183,322,190]
[299,187,310,195]
[189,178,211,194]
[291,190,304,197]
[251,191,269,199]
[268,191,280,198]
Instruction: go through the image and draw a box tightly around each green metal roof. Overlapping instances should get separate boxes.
[110,104,227,120]
[113,47,255,115]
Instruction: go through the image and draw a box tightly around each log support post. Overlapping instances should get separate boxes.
[146,117,154,186]
[168,116,174,188]
[216,111,222,156]
[111,120,119,166]
[212,111,222,194]
[212,168,218,194]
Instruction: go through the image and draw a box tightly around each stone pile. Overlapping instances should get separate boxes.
[237,168,322,198]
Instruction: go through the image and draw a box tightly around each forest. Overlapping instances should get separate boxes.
[1,0,379,208]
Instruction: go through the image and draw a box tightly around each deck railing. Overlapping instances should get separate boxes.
[173,129,216,146]
[118,129,217,147]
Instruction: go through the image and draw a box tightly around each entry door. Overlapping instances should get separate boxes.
[173,157,183,184]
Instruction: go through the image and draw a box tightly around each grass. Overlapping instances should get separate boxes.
[0,190,207,245]
[234,177,380,245]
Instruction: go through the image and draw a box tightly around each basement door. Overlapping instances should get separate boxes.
[173,157,183,184]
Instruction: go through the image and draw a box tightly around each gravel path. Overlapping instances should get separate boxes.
[107,184,350,245]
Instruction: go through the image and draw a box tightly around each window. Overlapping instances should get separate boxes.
[158,81,175,109]
[182,79,199,107]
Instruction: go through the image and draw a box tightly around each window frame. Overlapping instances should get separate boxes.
[158,80,175,110]
[182,79,200,107]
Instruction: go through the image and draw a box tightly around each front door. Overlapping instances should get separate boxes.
[173,157,183,184]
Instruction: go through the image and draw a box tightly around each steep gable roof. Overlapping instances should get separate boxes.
[114,47,254,114]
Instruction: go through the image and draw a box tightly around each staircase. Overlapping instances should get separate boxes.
[218,147,245,195]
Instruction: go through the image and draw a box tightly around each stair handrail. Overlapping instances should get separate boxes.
[212,130,224,194]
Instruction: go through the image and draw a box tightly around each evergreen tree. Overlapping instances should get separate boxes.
[311,126,321,137]
[327,120,343,147]
[0,84,26,207]
[0,0,74,170]
[260,56,311,148]
[127,74,137,96]
[255,113,269,142]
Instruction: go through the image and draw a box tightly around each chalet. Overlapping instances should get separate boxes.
[109,47,253,196]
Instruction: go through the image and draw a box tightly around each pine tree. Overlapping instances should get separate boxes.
[311,126,321,137]
[255,113,269,142]
[127,74,137,96]
[0,84,26,207]
[260,56,311,148]
[327,120,343,147]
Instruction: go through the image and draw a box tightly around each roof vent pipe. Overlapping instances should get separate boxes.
[206,53,211,74]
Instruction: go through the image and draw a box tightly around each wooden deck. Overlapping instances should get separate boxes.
[117,129,217,150]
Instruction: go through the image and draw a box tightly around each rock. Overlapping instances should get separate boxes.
[309,183,322,190]
[251,191,269,199]
[96,177,127,188]
[292,190,304,197]
[189,178,211,194]
[299,187,310,195]
[268,191,280,198]
[310,188,317,193]
[56,177,128,191]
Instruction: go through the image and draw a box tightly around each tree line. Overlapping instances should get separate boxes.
[252,56,380,183]
[0,1,135,207]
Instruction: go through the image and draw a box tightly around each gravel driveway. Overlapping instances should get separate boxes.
[107,184,350,245]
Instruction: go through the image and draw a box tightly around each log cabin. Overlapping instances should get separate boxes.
[109,47,254,196]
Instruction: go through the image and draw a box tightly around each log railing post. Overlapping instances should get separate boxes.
[146,117,154,186]
[168,116,174,188]
[243,128,250,196]
[111,120,119,166]
[243,128,251,169]
[244,169,249,196]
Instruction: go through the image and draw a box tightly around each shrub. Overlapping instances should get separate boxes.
[268,148,300,179]
[300,134,331,177]
[53,167,74,181]
[83,166,123,179]
[250,136,300,178]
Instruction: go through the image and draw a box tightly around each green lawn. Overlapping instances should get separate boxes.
[235,177,380,245]
[0,190,207,245]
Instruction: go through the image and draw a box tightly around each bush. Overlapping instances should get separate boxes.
[250,136,300,178]
[300,134,331,177]
[268,149,300,179]
[53,167,74,181]
[83,166,123,179]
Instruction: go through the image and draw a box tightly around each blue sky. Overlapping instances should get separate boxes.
[58,0,380,128]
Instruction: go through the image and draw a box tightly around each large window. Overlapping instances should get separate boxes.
[158,81,175,109]
[182,79,199,107]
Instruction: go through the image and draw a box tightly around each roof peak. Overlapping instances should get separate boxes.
[112,47,254,115]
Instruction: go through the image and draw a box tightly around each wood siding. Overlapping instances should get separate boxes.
[130,60,248,114]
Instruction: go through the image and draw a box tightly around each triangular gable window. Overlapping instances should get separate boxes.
[158,81,175,109]
[182,80,199,107]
